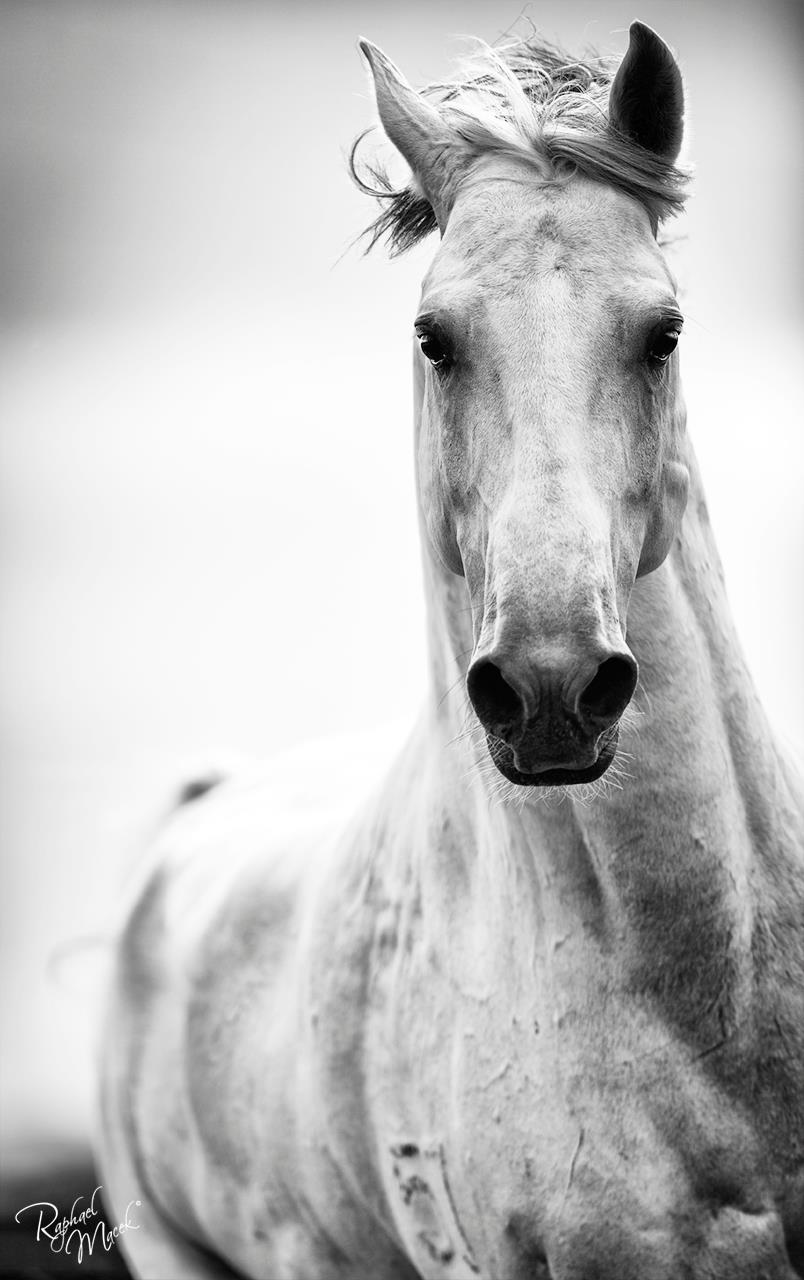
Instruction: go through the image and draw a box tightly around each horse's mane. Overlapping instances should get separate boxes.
[350,34,690,254]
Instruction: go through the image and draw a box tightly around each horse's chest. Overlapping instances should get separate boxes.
[368,969,803,1280]
[355,826,804,1275]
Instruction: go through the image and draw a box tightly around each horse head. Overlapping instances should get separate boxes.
[362,24,689,788]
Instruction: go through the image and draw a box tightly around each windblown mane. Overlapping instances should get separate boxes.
[350,34,689,254]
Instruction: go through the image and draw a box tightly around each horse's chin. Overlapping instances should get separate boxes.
[486,725,620,788]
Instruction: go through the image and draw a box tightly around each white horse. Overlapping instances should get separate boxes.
[97,23,804,1279]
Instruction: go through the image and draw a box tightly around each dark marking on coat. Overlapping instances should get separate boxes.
[398,1174,431,1206]
[418,1231,455,1265]
[177,772,227,805]
[391,1142,420,1159]
[438,1145,480,1272]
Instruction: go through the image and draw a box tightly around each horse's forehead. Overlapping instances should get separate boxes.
[429,173,663,299]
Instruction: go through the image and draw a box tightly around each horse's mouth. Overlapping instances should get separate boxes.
[485,724,620,788]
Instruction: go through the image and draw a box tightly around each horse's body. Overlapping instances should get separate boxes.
[97,24,804,1280]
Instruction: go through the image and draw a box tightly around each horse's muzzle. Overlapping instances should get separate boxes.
[467,648,637,786]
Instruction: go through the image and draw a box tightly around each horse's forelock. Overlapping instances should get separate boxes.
[350,33,690,253]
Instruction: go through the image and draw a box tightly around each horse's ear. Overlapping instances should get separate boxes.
[359,39,459,228]
[608,22,684,162]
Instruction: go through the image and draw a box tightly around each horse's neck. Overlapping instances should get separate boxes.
[419,448,802,1021]
[619,451,800,859]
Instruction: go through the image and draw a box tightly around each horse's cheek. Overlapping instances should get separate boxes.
[636,459,690,576]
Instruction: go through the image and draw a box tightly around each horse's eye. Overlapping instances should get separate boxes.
[418,331,449,369]
[647,329,680,365]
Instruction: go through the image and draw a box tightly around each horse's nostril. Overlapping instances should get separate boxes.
[578,655,638,728]
[467,659,524,734]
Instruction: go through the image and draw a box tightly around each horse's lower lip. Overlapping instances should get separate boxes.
[486,726,619,788]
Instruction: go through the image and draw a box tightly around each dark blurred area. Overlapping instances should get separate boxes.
[0,1152,130,1278]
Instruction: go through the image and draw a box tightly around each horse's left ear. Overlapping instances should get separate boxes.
[608,22,684,162]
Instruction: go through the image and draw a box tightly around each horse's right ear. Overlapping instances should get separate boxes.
[608,22,684,162]
[359,39,459,229]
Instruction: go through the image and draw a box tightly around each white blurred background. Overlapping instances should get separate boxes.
[1,0,802,1170]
